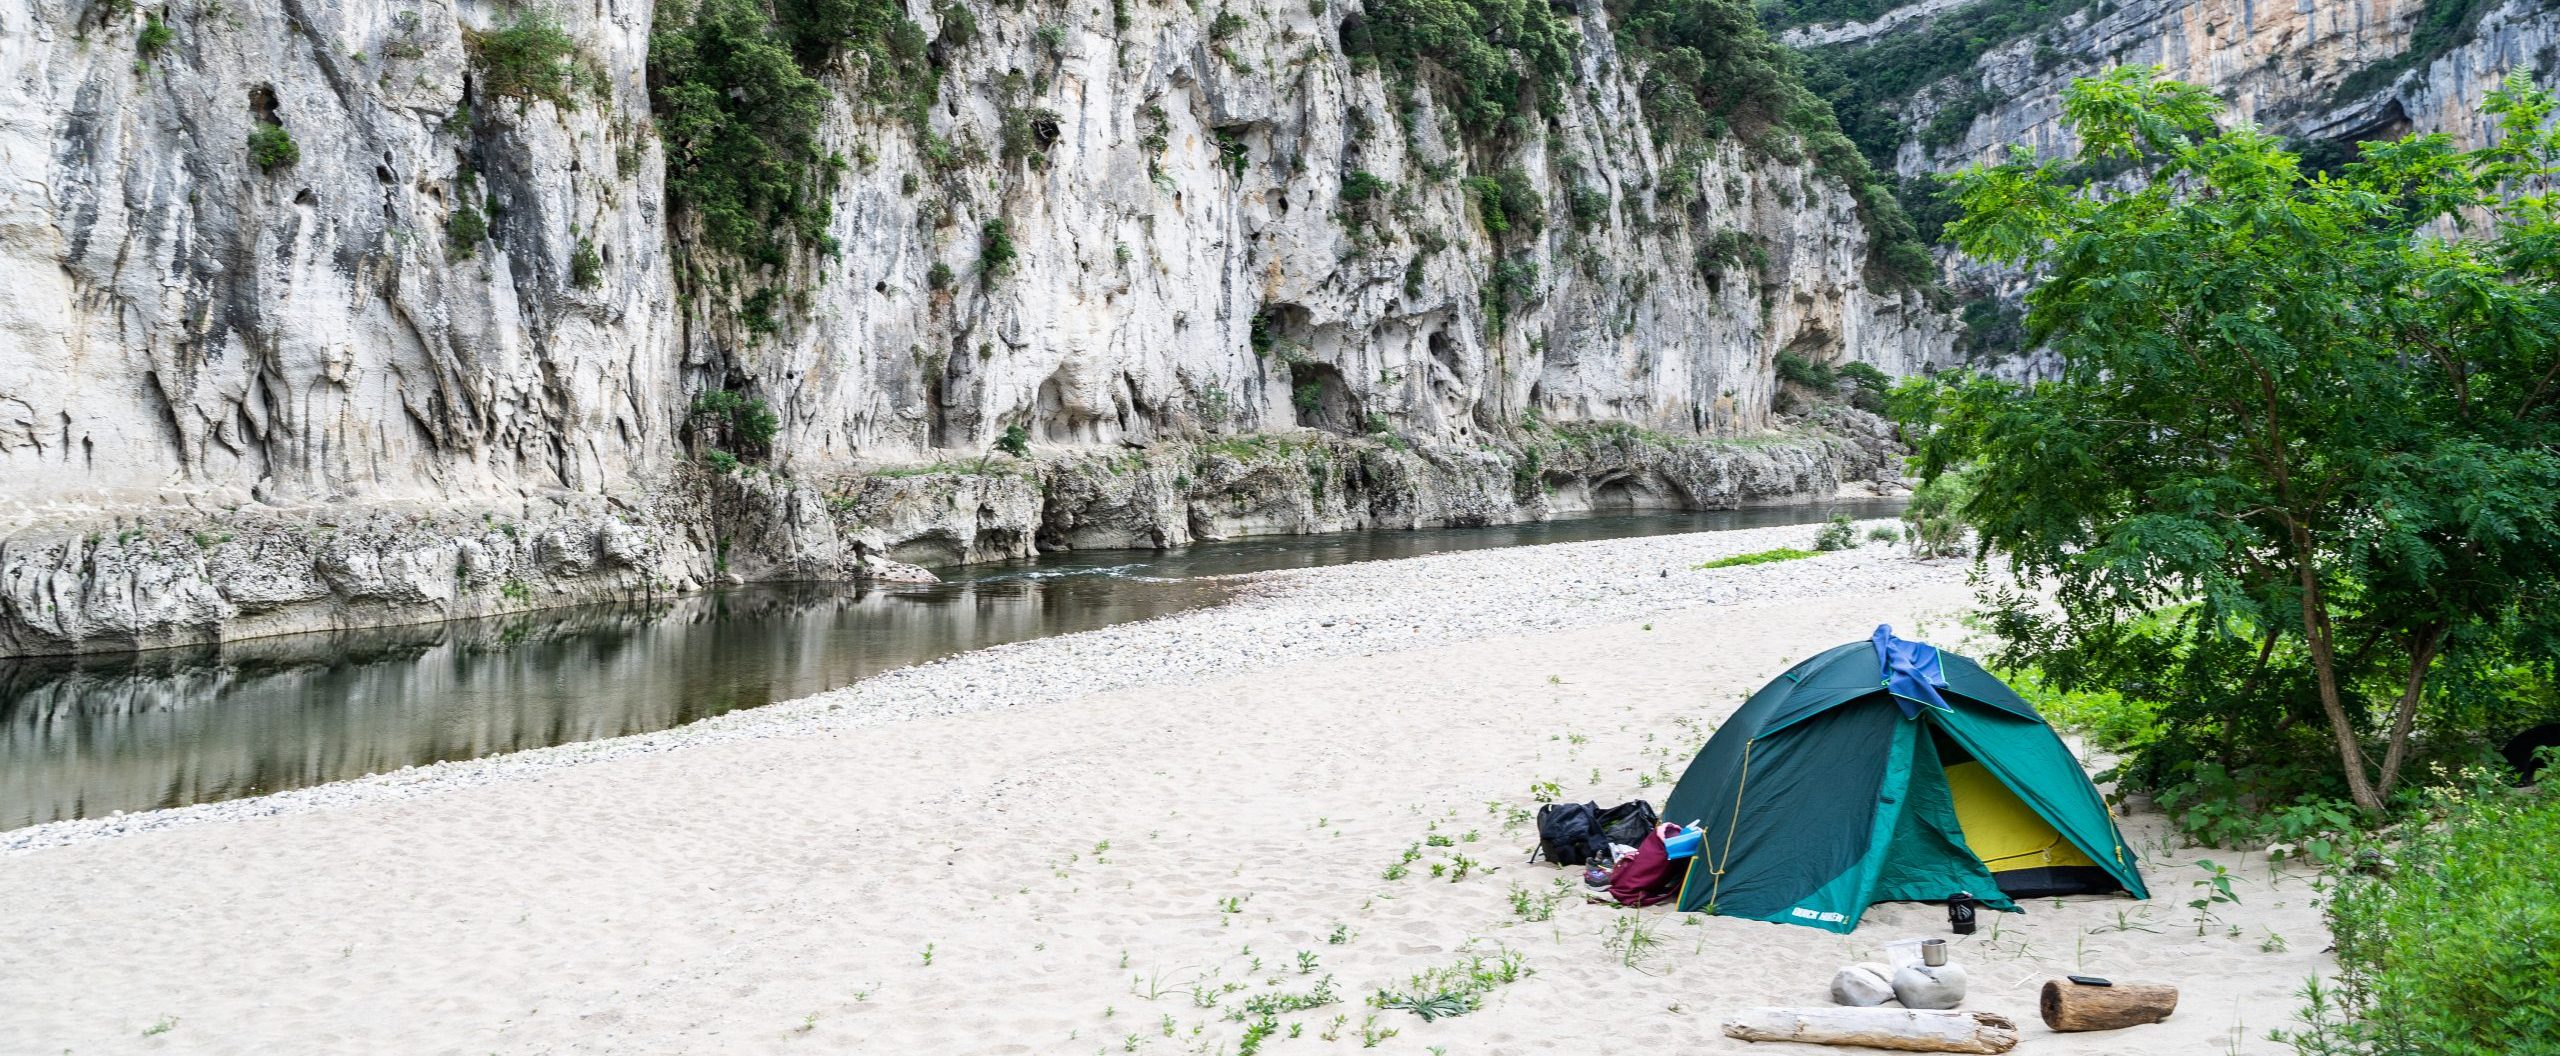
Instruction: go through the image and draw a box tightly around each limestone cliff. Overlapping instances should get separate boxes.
[1774,0,2559,367]
[0,0,1945,655]
[1793,0,2560,178]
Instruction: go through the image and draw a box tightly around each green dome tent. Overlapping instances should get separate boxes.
[1660,627,2148,933]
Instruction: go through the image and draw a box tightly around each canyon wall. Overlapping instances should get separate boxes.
[0,0,1947,654]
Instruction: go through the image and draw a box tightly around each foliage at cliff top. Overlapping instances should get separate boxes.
[1345,0,1931,286]
[1609,0,1936,286]
[1902,68,2560,816]
[1790,0,2098,170]
[1343,0,1579,139]
[648,0,931,280]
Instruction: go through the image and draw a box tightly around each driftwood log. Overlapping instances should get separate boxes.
[2039,979,2179,1031]
[1722,1007,2021,1053]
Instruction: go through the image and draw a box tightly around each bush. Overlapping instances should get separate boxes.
[1773,351,1837,390]
[247,122,298,169]
[995,423,1031,458]
[650,0,859,273]
[689,389,779,456]
[1899,467,1969,558]
[570,237,604,287]
[467,9,593,111]
[1837,361,1892,413]
[1340,170,1390,206]
[138,13,174,57]
[1813,514,1857,551]
[1865,524,1899,544]
[2280,789,2560,1055]
[446,201,489,258]
[979,219,1016,279]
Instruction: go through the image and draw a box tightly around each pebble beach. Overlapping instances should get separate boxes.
[0,520,2331,1054]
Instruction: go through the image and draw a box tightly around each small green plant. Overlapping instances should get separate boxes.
[919,942,936,966]
[1865,524,1901,544]
[996,422,1031,458]
[2187,859,2241,935]
[1218,894,1248,914]
[1507,882,1558,921]
[570,237,604,288]
[1813,514,1857,551]
[1358,1014,1397,1047]
[447,200,489,259]
[1694,547,1817,569]
[980,218,1017,278]
[247,122,298,169]
[142,1015,178,1037]
[702,449,741,474]
[1605,913,1663,972]
[138,13,174,58]
[1381,862,1408,881]
[1327,923,1354,945]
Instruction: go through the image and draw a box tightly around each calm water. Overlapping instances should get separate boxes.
[0,499,1902,829]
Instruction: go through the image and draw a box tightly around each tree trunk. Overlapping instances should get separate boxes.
[2039,979,2178,1031]
[2375,624,2448,799]
[2293,533,2381,812]
[1721,1007,2020,1053]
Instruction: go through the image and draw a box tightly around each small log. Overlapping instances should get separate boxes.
[1722,1007,2020,1053]
[2039,979,2178,1032]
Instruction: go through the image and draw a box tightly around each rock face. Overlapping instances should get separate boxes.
[0,0,1945,655]
[0,414,1899,655]
[1781,0,2559,374]
[1832,0,2560,178]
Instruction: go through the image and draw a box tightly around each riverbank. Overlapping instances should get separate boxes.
[0,415,1899,658]
[0,523,2328,1053]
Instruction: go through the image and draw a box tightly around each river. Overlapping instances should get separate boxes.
[0,499,1905,829]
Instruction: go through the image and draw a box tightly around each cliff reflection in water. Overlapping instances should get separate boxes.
[0,575,1227,829]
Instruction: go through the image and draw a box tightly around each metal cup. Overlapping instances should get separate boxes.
[1922,938,1948,966]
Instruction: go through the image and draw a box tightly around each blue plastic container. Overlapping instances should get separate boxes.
[1663,826,1704,860]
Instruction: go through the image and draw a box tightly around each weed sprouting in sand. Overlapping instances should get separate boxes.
[142,1016,178,1038]
[1327,923,1355,945]
[1237,1013,1280,1055]
[1236,975,1337,1019]
[919,942,936,966]
[1295,950,1319,974]
[1369,944,1531,1021]
[1508,882,1560,922]
[1358,1014,1399,1047]
[1219,894,1250,914]
[1606,914,1665,972]
[1381,862,1409,881]
[2189,859,2242,935]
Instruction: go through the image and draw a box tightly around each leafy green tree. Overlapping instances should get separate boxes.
[1904,68,2560,814]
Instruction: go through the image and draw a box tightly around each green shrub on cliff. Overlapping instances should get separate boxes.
[467,9,600,112]
[247,122,298,169]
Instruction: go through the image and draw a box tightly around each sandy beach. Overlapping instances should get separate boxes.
[0,524,2331,1054]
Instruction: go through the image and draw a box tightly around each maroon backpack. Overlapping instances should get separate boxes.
[1608,823,1688,907]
